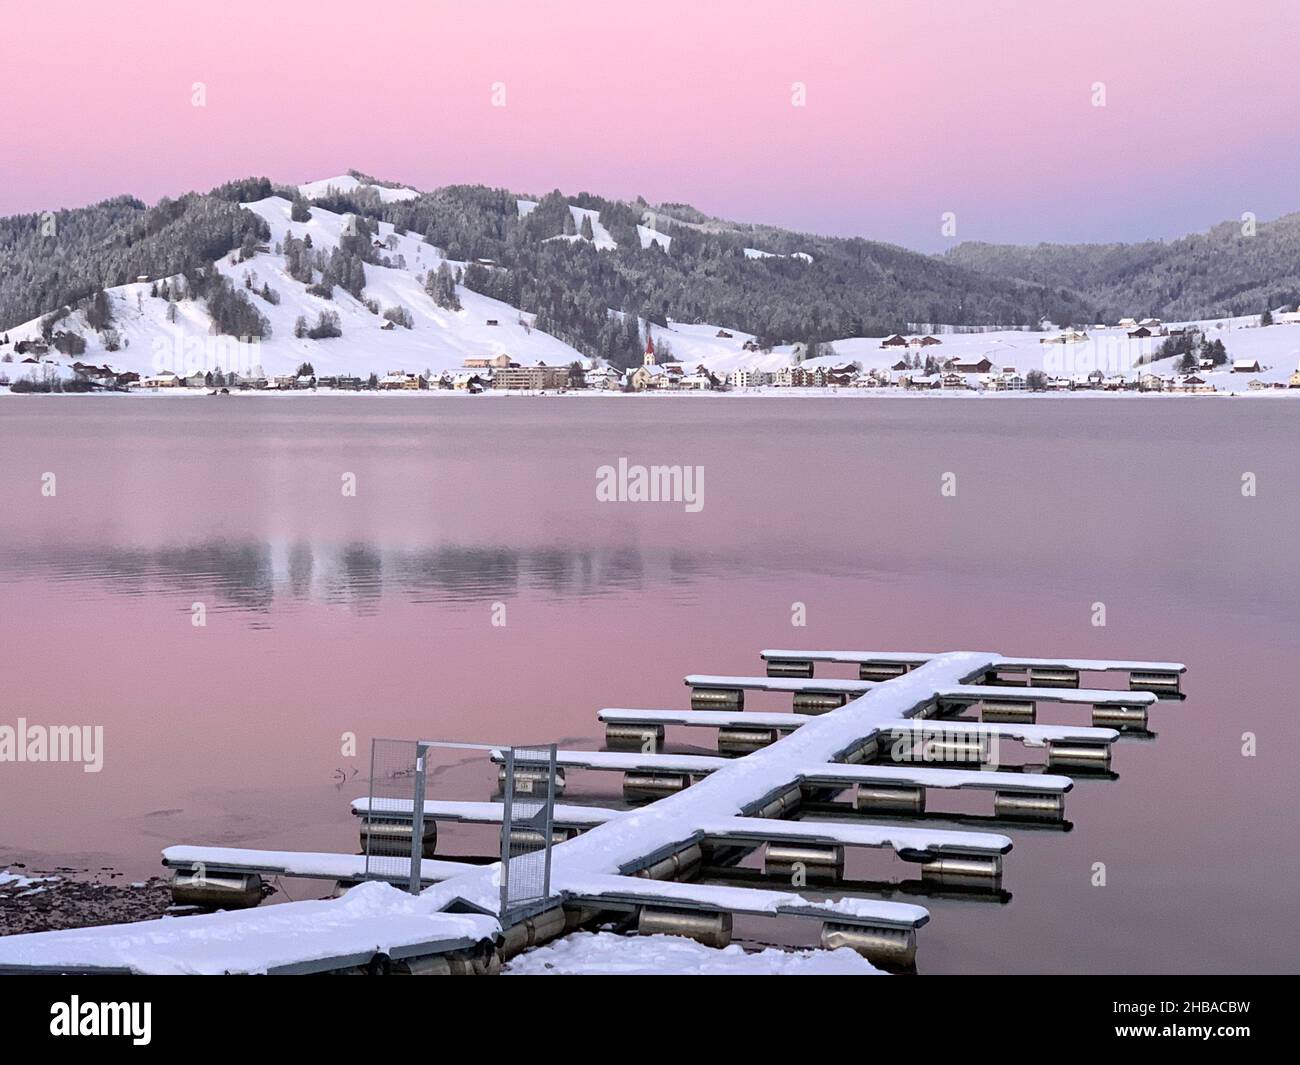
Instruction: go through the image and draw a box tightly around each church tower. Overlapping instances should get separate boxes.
[643,329,656,366]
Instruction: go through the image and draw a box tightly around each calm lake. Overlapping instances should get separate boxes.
[1,395,1297,973]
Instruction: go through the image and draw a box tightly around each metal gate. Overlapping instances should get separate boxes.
[498,744,557,921]
[364,738,429,894]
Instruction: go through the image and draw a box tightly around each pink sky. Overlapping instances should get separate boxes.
[4,0,1300,249]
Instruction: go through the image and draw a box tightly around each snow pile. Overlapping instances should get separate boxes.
[504,931,882,975]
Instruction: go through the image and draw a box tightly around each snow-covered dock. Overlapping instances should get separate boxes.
[761,650,1186,694]
[161,845,480,885]
[0,645,1186,975]
[351,798,616,829]
[684,673,874,713]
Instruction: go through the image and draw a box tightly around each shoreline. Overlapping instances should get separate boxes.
[1,386,1293,400]
[1,867,174,938]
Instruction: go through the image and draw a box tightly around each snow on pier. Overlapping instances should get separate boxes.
[0,646,1184,974]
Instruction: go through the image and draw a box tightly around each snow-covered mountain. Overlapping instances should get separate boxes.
[2,173,1300,393]
[0,182,588,382]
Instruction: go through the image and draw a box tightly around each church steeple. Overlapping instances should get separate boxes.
[643,329,656,366]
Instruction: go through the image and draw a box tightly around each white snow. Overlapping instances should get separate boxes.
[161,845,478,883]
[505,931,882,975]
[685,674,872,693]
[743,247,813,263]
[880,720,1119,747]
[805,764,1074,794]
[4,178,1296,397]
[0,880,498,975]
[599,707,804,728]
[350,798,616,827]
[0,193,587,383]
[638,224,671,251]
[569,206,617,251]
[0,652,1020,974]
[701,816,1012,857]
[297,174,420,203]
[938,684,1157,706]
[0,870,58,891]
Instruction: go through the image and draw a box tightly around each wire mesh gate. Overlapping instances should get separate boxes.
[364,739,429,894]
[498,744,558,922]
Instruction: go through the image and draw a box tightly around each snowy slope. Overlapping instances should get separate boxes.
[297,174,420,203]
[645,318,1300,391]
[0,195,587,381]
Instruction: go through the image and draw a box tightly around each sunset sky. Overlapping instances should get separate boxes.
[4,0,1299,250]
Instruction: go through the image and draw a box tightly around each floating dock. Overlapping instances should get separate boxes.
[0,646,1185,975]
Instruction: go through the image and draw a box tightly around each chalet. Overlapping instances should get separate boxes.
[1137,318,1166,335]
[485,319,499,326]
[1139,373,1168,392]
[296,374,317,389]
[379,371,427,390]
[742,339,761,352]
[1232,359,1263,373]
[880,334,908,348]
[1127,327,1155,339]
[453,372,487,392]
[585,366,623,390]
[891,360,910,372]
[678,373,714,390]
[1117,318,1139,331]
[142,371,181,388]
[903,373,939,390]
[1172,375,1214,393]
[919,335,942,346]
[1248,379,1272,391]
[1041,331,1089,344]
[381,320,396,330]
[940,372,970,390]
[715,329,734,339]
[273,374,299,390]
[952,355,995,374]
[183,370,210,389]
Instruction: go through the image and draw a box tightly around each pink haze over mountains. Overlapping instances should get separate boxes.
[3,0,1299,249]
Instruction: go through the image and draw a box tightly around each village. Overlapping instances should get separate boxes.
[5,314,1300,396]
